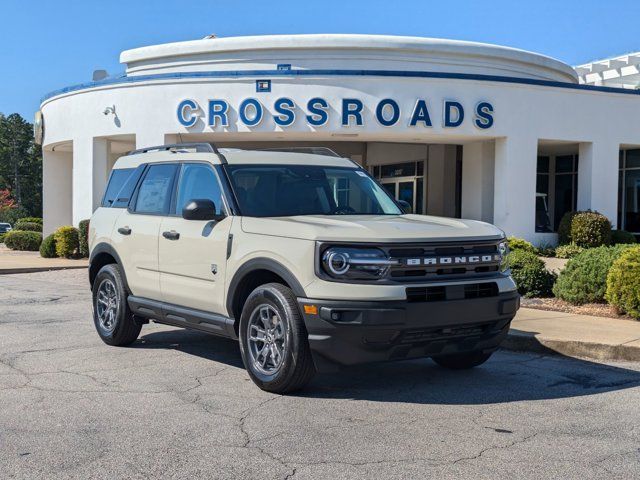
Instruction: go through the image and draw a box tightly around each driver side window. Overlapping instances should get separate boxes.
[175,163,225,215]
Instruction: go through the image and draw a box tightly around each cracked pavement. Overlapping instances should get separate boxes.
[1,270,640,479]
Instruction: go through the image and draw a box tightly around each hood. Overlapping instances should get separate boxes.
[241,215,504,243]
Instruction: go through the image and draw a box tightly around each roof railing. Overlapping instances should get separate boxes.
[127,142,219,156]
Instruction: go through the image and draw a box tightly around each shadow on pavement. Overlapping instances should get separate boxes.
[136,327,640,405]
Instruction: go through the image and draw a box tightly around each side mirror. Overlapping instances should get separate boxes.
[397,200,412,214]
[182,199,224,221]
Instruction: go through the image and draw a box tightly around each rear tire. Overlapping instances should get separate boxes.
[432,351,493,370]
[92,264,141,346]
[239,283,315,393]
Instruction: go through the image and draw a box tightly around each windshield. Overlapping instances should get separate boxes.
[225,165,402,217]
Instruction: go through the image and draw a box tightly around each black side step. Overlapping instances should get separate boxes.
[128,296,237,340]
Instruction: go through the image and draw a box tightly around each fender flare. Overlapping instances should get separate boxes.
[89,242,130,292]
[226,257,307,318]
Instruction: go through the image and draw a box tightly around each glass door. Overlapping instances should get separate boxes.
[375,160,425,214]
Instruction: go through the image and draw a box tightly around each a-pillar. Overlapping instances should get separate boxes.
[43,149,73,235]
[493,135,538,240]
[577,141,620,228]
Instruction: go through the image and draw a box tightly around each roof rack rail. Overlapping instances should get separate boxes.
[257,147,341,157]
[127,143,219,156]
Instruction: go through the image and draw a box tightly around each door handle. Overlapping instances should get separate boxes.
[118,226,132,235]
[162,230,180,240]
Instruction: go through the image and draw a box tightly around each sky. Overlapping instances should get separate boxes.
[2,0,640,120]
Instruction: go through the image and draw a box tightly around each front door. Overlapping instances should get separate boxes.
[159,163,232,315]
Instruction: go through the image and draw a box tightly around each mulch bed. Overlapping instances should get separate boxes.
[521,297,636,321]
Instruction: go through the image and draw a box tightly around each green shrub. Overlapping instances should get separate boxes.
[14,221,42,232]
[537,242,556,258]
[4,230,42,251]
[605,246,640,318]
[78,219,90,258]
[558,211,578,245]
[553,245,633,305]
[509,249,555,298]
[17,217,43,225]
[0,205,28,226]
[555,243,584,259]
[611,230,636,245]
[0,232,5,244]
[570,211,612,248]
[39,234,57,258]
[507,236,537,254]
[53,226,79,258]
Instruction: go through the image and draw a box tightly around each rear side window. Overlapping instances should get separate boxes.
[102,165,146,208]
[133,164,178,215]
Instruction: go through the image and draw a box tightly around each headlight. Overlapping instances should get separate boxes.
[321,247,398,280]
[498,240,510,272]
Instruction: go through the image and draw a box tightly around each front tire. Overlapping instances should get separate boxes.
[92,264,141,346]
[432,351,493,370]
[239,283,315,393]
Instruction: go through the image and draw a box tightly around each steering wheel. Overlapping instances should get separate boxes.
[331,206,356,215]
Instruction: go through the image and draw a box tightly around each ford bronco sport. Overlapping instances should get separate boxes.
[89,143,519,393]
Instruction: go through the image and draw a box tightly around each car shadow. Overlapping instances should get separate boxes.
[136,327,640,405]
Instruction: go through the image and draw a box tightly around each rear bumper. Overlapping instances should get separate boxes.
[298,291,520,372]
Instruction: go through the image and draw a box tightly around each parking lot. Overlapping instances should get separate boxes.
[1,269,640,479]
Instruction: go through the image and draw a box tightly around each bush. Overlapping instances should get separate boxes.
[0,233,5,244]
[39,234,57,258]
[570,211,612,248]
[17,217,43,225]
[605,246,640,319]
[14,221,42,232]
[78,219,90,258]
[555,243,584,259]
[0,205,28,226]
[558,211,578,245]
[53,226,79,258]
[553,245,633,305]
[4,230,42,251]
[509,249,556,298]
[537,242,556,258]
[611,230,636,245]
[507,237,537,254]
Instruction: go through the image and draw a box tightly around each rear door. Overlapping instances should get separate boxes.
[159,162,232,314]
[112,163,179,300]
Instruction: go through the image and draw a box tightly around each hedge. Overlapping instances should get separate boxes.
[553,245,633,305]
[611,230,636,245]
[39,234,57,258]
[554,243,584,259]
[605,246,640,319]
[78,219,90,258]
[509,249,555,298]
[558,211,578,245]
[4,230,42,251]
[570,211,612,248]
[0,232,5,244]
[507,236,537,254]
[17,217,43,225]
[14,221,42,232]
[53,226,79,258]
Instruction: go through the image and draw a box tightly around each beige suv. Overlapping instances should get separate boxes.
[89,143,519,393]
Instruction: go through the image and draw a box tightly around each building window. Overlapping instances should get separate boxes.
[535,154,579,232]
[619,149,640,234]
[372,160,425,214]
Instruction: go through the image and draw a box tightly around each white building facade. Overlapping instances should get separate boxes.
[39,34,640,242]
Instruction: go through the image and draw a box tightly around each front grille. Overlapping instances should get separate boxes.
[406,282,498,303]
[400,322,494,344]
[384,240,502,282]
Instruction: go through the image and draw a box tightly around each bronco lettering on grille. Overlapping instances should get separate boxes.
[404,254,501,266]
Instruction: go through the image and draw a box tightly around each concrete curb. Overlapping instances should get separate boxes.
[0,265,88,275]
[503,330,640,362]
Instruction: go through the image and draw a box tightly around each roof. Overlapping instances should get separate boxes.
[575,51,640,89]
[113,147,357,169]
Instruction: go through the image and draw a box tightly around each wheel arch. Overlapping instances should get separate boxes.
[226,258,306,327]
[89,242,130,292]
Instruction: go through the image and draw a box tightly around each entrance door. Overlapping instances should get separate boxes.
[380,177,424,214]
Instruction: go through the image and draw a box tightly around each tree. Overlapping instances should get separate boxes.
[0,113,42,217]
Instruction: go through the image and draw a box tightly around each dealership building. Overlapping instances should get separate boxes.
[39,34,640,241]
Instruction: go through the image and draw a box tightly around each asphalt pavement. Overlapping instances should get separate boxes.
[1,269,639,479]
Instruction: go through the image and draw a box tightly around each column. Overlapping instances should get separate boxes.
[43,149,73,235]
[461,140,495,223]
[493,135,538,240]
[72,137,109,225]
[577,141,620,228]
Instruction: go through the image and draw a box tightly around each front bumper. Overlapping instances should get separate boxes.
[298,291,520,372]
